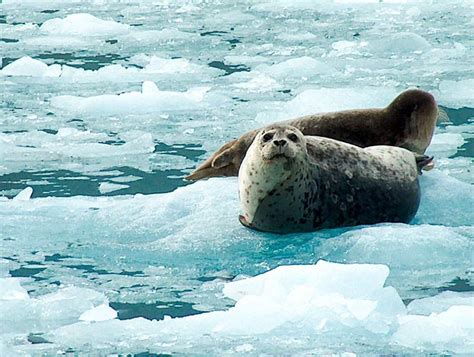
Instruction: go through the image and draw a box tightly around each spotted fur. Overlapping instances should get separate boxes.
[239,125,421,234]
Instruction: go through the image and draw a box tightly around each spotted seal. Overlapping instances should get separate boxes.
[238,125,432,234]
[186,89,438,181]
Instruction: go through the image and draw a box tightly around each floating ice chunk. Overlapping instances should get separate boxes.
[12,187,33,201]
[40,13,130,37]
[99,182,129,194]
[110,175,142,183]
[416,170,474,226]
[436,157,474,184]
[318,224,473,293]
[224,55,268,65]
[276,31,317,41]
[0,285,108,334]
[436,79,474,108]
[426,133,465,158]
[256,57,337,79]
[0,278,29,300]
[22,36,93,49]
[224,260,390,302]
[0,56,61,77]
[49,261,405,348]
[319,225,473,269]
[139,56,213,74]
[371,32,431,54]
[329,40,367,56]
[79,304,117,322]
[392,306,474,354]
[51,82,211,115]
[126,28,199,42]
[407,292,474,315]
[232,73,281,93]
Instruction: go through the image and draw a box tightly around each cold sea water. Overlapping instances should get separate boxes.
[0,0,473,355]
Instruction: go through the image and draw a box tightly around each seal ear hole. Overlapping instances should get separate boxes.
[287,133,298,142]
[263,133,274,142]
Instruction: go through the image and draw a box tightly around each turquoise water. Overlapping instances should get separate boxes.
[0,1,473,355]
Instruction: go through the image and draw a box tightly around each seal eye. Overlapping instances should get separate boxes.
[262,133,274,142]
[287,133,298,142]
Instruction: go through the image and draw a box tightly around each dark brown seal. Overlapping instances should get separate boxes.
[186,89,438,181]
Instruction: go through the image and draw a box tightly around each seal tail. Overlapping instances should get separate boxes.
[415,154,434,174]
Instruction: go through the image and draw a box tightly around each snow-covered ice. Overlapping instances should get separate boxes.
[40,13,131,37]
[51,81,212,115]
[0,0,473,355]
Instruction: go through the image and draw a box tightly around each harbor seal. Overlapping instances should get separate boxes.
[238,125,432,234]
[186,89,438,181]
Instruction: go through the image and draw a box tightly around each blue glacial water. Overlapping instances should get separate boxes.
[0,0,473,355]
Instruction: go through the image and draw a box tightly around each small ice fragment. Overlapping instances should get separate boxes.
[142,81,159,94]
[99,182,129,194]
[371,32,431,53]
[426,133,465,158]
[256,56,337,79]
[408,291,474,315]
[392,305,474,354]
[79,304,117,322]
[110,175,142,183]
[1,56,49,77]
[13,187,33,201]
[0,278,29,300]
[235,344,254,352]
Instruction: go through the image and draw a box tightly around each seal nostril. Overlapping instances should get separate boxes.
[273,139,287,147]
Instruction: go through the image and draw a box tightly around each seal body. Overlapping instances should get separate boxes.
[238,125,422,234]
[187,89,438,181]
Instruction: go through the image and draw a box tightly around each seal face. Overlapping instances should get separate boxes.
[239,125,422,234]
[186,89,438,181]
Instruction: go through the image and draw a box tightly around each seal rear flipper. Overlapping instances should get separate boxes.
[415,154,434,174]
[437,107,451,124]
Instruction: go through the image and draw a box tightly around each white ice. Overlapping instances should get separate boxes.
[255,56,338,79]
[40,13,130,37]
[407,291,474,315]
[0,279,109,334]
[51,81,212,115]
[37,261,473,354]
[1,56,218,82]
[0,56,61,77]
[393,305,474,354]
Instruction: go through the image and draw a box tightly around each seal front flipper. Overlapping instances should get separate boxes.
[186,131,258,181]
[239,215,253,229]
[415,154,434,174]
[185,139,237,181]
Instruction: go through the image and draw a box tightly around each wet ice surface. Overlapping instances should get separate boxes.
[0,0,473,355]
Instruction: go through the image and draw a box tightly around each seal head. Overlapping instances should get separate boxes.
[238,125,309,229]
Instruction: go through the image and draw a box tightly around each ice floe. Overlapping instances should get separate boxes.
[436,79,474,109]
[51,81,212,115]
[255,56,338,79]
[1,260,461,354]
[0,56,61,77]
[1,56,218,81]
[392,305,474,354]
[40,13,130,37]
